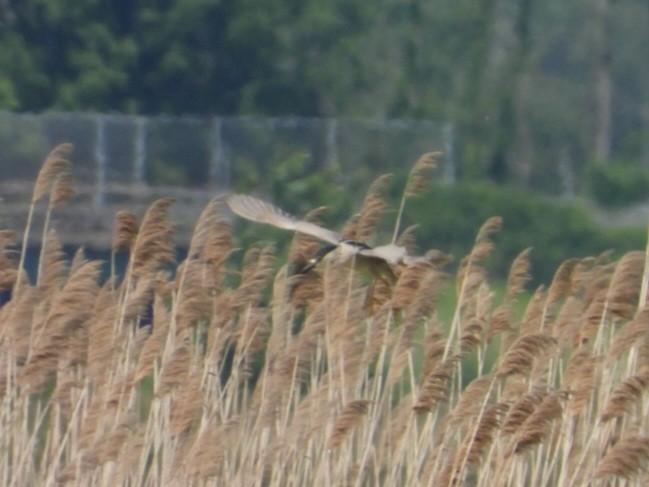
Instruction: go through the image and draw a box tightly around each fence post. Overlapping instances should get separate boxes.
[134,116,147,184]
[558,147,575,198]
[209,116,230,189]
[94,115,106,211]
[442,122,456,184]
[325,118,339,170]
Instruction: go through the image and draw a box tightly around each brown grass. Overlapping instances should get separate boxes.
[0,146,648,486]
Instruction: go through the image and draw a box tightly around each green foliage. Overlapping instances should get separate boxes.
[406,181,646,284]
[586,163,649,208]
[0,0,647,197]
[0,117,44,179]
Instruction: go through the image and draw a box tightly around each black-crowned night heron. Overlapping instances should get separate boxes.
[226,194,427,283]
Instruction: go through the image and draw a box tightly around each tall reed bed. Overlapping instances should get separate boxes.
[1,146,648,486]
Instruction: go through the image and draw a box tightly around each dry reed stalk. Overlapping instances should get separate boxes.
[487,249,532,345]
[230,244,275,310]
[201,217,233,272]
[186,198,222,259]
[20,261,101,394]
[594,435,649,481]
[121,272,160,327]
[325,288,368,389]
[456,217,502,298]
[379,392,415,457]
[512,391,563,454]
[204,291,235,365]
[387,268,444,386]
[419,321,446,381]
[500,386,548,437]
[112,424,147,485]
[519,285,548,336]
[288,271,324,310]
[390,259,436,311]
[341,173,391,242]
[583,260,615,308]
[405,152,440,198]
[600,367,649,422]
[392,152,440,242]
[111,210,138,284]
[362,298,397,371]
[607,251,645,322]
[173,259,213,330]
[414,359,456,413]
[37,171,74,285]
[170,371,204,437]
[50,371,85,438]
[86,283,120,384]
[562,345,601,416]
[68,410,140,482]
[395,223,421,255]
[184,418,238,479]
[112,211,139,253]
[36,228,68,298]
[156,331,192,396]
[447,217,501,363]
[126,197,175,283]
[16,143,73,292]
[496,333,558,378]
[448,401,510,480]
[0,229,17,295]
[506,247,534,303]
[546,258,579,305]
[234,305,270,384]
[606,307,649,364]
[445,374,497,429]
[551,296,584,350]
[458,282,492,361]
[488,303,513,346]
[263,303,327,410]
[133,294,170,383]
[33,143,74,203]
[265,381,334,463]
[2,286,40,365]
[327,399,371,449]
[577,260,615,346]
[257,261,291,372]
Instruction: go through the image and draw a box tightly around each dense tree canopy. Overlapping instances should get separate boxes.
[0,0,647,182]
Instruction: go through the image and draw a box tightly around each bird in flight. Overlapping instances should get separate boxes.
[226,194,427,283]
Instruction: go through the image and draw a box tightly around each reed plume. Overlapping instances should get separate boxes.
[128,197,175,281]
[111,210,138,284]
[341,173,391,242]
[392,152,440,242]
[600,368,649,422]
[496,333,557,378]
[20,260,101,393]
[512,392,562,454]
[16,143,73,292]
[594,435,649,481]
[327,399,371,449]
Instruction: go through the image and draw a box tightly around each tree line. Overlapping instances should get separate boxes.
[0,0,647,185]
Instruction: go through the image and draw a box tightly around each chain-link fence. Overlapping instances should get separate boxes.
[0,112,458,245]
[0,112,455,206]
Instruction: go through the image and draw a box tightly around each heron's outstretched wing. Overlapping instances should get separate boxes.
[359,243,410,265]
[227,194,342,245]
